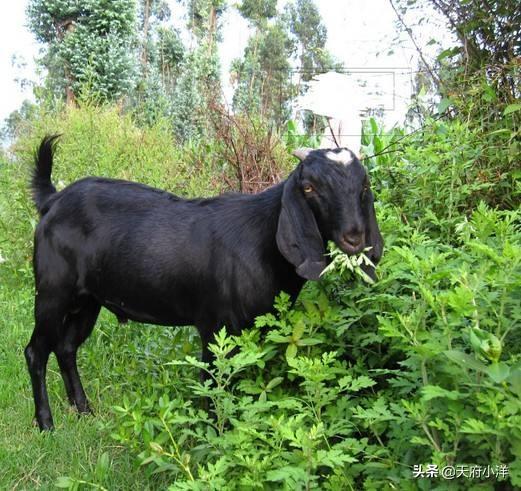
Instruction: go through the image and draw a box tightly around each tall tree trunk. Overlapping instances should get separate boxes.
[208,5,217,56]
[141,0,151,74]
[65,67,75,106]
[56,20,77,105]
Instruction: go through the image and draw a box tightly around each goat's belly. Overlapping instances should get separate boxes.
[83,255,207,323]
[101,298,192,326]
[87,279,200,327]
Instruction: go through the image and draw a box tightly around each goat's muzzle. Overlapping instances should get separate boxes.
[338,232,365,255]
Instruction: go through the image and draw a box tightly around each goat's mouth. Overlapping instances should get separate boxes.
[336,233,365,256]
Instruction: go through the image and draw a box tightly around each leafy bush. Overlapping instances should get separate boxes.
[27,0,137,102]
[362,114,519,240]
[2,103,519,489]
[103,114,520,489]
[108,200,520,489]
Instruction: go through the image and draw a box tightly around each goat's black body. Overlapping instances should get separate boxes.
[26,137,383,430]
[36,177,303,329]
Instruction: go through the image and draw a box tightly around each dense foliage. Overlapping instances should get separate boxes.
[1,95,519,488]
[0,0,519,489]
[20,0,336,140]
[106,118,520,489]
[27,0,137,103]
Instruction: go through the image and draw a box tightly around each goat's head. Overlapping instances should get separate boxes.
[276,147,383,280]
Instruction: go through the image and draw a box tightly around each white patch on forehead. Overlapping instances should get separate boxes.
[325,149,354,166]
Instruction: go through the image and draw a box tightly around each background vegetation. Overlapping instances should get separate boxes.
[0,0,519,489]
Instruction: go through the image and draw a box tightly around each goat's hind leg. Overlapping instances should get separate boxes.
[25,334,53,430]
[25,293,69,431]
[54,296,100,415]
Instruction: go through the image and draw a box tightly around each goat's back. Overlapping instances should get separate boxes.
[34,177,302,331]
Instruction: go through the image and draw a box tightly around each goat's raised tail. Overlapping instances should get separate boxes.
[31,135,60,214]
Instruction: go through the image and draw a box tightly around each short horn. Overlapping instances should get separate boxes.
[292,147,313,161]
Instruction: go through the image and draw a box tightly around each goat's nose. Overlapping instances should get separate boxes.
[344,233,362,248]
[340,232,365,254]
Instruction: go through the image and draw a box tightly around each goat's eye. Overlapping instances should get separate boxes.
[303,184,314,193]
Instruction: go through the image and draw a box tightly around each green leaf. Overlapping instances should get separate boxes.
[265,465,308,483]
[150,442,164,453]
[444,350,487,371]
[437,47,458,61]
[55,477,74,489]
[504,103,521,116]
[297,337,322,346]
[482,84,497,102]
[486,362,510,384]
[369,117,378,136]
[286,343,298,359]
[508,368,521,396]
[421,385,462,402]
[292,321,305,340]
[461,418,497,435]
[437,98,451,113]
[267,333,291,344]
[266,376,284,390]
[349,375,377,392]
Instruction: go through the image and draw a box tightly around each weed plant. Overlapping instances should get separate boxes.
[0,102,519,489]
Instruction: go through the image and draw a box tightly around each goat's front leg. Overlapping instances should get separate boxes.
[197,321,242,383]
[194,323,220,416]
[198,326,216,384]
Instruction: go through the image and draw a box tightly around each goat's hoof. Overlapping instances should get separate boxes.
[34,416,54,432]
[76,404,94,416]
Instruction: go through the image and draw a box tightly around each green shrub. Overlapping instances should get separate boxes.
[1,103,519,489]
[107,201,520,489]
[362,115,519,241]
[10,102,227,196]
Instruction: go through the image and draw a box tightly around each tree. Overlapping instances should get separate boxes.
[429,0,520,113]
[27,0,136,104]
[389,0,520,208]
[1,100,38,142]
[237,0,277,27]
[391,0,520,107]
[165,0,225,141]
[170,46,221,141]
[429,0,520,70]
[285,0,338,134]
[138,0,173,76]
[286,0,336,84]
[187,0,227,53]
[232,23,295,124]
[133,0,185,125]
[232,0,337,131]
[232,1,294,127]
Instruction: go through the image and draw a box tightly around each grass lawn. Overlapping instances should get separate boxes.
[0,131,203,490]
[0,281,176,490]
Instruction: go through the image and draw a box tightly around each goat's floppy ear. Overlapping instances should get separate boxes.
[276,172,326,280]
[361,189,384,280]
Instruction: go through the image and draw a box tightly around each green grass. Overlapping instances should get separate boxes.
[0,280,178,490]
[2,102,519,488]
[0,108,210,489]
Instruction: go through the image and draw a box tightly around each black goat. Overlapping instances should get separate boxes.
[25,137,383,431]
